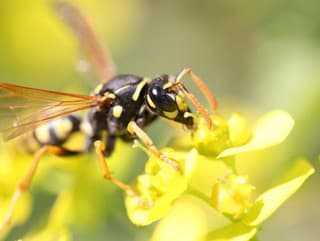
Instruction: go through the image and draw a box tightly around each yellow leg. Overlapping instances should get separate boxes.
[0,145,76,236]
[94,140,135,196]
[127,121,180,171]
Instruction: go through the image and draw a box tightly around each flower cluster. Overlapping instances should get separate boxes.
[125,148,197,225]
[125,110,314,240]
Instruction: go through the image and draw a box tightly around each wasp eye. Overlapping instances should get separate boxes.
[148,86,176,112]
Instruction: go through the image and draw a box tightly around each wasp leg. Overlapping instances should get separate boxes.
[0,145,80,236]
[93,140,135,195]
[127,121,180,171]
[175,68,217,111]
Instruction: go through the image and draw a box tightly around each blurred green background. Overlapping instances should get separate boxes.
[0,0,319,240]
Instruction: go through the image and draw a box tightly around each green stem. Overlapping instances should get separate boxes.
[224,157,238,174]
[186,186,211,204]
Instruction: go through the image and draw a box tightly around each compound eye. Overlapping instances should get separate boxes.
[149,86,176,112]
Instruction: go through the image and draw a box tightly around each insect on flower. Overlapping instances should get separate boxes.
[0,1,217,234]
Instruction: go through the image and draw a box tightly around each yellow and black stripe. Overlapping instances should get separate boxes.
[33,115,81,146]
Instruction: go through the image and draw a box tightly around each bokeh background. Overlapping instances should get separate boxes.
[0,0,319,240]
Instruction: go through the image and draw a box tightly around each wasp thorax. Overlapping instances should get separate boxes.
[147,75,194,128]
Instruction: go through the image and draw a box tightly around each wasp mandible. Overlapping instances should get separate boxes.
[0,1,217,233]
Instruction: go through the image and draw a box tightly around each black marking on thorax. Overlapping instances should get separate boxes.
[100,75,149,122]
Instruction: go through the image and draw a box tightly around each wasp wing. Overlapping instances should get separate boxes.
[52,1,116,81]
[0,83,102,141]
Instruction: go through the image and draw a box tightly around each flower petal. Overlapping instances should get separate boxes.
[125,176,187,226]
[227,113,250,146]
[218,110,294,158]
[243,159,314,226]
[151,196,208,241]
[207,222,257,241]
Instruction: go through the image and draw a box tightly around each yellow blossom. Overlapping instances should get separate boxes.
[125,149,198,225]
[192,115,231,156]
[210,174,255,219]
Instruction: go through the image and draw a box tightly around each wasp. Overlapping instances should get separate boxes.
[0,1,217,233]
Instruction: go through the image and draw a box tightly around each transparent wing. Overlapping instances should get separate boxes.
[52,1,116,81]
[0,83,102,141]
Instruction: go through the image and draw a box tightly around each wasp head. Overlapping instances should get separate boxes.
[146,75,194,128]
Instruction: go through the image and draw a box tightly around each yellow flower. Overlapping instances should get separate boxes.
[137,110,314,241]
[191,110,295,160]
[192,115,231,156]
[125,149,198,226]
[208,159,314,241]
[210,174,255,219]
[218,110,295,158]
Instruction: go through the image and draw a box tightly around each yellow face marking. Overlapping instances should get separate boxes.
[52,119,73,139]
[184,112,193,118]
[132,78,149,101]
[176,92,188,111]
[112,105,123,118]
[34,125,51,143]
[147,94,156,108]
[166,93,175,100]
[94,83,103,94]
[163,110,178,119]
[163,81,173,89]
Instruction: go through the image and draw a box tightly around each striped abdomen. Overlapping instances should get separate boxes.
[32,115,81,146]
